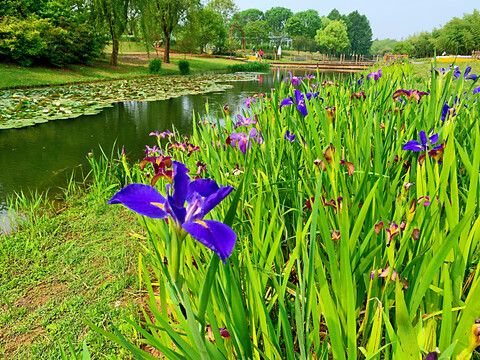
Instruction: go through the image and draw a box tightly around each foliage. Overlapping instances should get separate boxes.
[292,35,318,53]
[140,0,191,63]
[0,73,254,129]
[264,6,293,34]
[371,38,398,56]
[0,15,104,67]
[178,59,190,74]
[284,16,305,38]
[244,20,271,47]
[86,61,480,359]
[315,20,351,55]
[226,61,270,72]
[206,0,238,23]
[148,58,162,73]
[393,40,415,56]
[233,8,263,27]
[346,10,372,55]
[295,9,322,38]
[93,0,130,66]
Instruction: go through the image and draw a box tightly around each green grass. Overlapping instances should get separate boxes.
[0,51,245,89]
[0,186,145,359]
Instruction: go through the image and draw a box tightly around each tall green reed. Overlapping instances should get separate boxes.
[87,59,480,359]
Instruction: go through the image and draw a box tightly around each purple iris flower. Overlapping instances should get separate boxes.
[441,102,456,121]
[284,72,303,86]
[108,161,236,262]
[403,130,441,152]
[280,89,322,117]
[145,145,162,156]
[228,127,261,154]
[285,130,296,142]
[150,130,174,139]
[463,66,478,81]
[367,69,382,81]
[244,97,256,108]
[474,87,480,94]
[234,114,257,129]
[452,66,478,81]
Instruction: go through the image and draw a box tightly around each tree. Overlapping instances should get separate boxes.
[293,35,317,53]
[142,0,191,63]
[371,38,397,55]
[284,16,305,38]
[244,20,270,47]
[234,8,263,26]
[178,6,226,53]
[327,8,341,21]
[206,0,238,23]
[315,20,350,56]
[295,10,321,38]
[94,0,130,65]
[346,10,372,55]
[264,6,292,33]
[393,40,414,56]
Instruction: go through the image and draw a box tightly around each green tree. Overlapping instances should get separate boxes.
[284,16,305,38]
[178,6,226,53]
[142,0,191,63]
[327,8,341,21]
[393,40,414,56]
[315,20,350,55]
[244,20,270,47]
[234,8,263,26]
[371,38,397,55]
[264,6,292,33]
[94,0,130,65]
[295,9,322,38]
[206,0,238,23]
[346,10,372,55]
[293,35,317,53]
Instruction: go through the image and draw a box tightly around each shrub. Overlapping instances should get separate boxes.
[0,15,105,67]
[226,61,271,72]
[178,60,190,75]
[148,58,162,74]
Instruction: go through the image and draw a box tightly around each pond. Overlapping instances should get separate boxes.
[0,69,344,233]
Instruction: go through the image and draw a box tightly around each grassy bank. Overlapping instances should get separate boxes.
[0,52,245,89]
[0,178,145,358]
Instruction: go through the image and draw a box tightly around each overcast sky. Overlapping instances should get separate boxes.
[235,0,478,40]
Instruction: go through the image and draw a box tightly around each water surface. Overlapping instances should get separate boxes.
[0,69,343,233]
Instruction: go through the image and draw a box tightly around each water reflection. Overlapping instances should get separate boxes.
[0,69,345,231]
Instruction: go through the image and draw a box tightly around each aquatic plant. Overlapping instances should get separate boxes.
[87,62,480,359]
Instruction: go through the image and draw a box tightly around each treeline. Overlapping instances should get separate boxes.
[0,0,373,67]
[229,7,372,56]
[371,10,480,57]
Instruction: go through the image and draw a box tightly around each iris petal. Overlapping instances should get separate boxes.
[402,140,422,151]
[182,220,236,262]
[188,179,219,198]
[201,186,234,218]
[419,131,428,147]
[108,183,168,219]
[172,161,191,208]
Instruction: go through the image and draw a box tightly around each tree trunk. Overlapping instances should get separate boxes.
[110,36,119,66]
[164,36,170,63]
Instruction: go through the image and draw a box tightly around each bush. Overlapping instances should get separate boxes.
[226,61,271,72]
[148,58,162,74]
[178,60,190,75]
[0,15,105,67]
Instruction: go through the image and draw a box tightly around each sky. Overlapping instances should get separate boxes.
[235,0,479,40]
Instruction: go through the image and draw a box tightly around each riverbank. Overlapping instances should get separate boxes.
[0,53,245,89]
[0,181,145,358]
